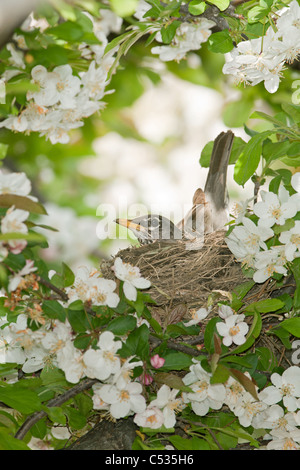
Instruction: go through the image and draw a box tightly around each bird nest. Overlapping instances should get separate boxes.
[100,230,276,315]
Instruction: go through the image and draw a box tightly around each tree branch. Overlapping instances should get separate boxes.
[14,378,98,440]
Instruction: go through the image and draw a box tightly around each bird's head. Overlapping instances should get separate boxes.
[115,214,182,244]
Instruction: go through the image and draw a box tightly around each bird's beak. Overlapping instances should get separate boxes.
[115,218,147,233]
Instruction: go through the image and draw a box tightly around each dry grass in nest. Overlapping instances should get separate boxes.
[100,230,276,313]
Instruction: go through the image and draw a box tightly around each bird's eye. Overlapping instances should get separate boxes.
[150,217,160,228]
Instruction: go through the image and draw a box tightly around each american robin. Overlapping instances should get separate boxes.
[115,214,183,245]
[115,130,234,245]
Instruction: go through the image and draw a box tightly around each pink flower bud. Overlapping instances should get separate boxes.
[150,354,165,369]
[139,373,153,385]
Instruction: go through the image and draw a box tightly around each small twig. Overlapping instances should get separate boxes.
[149,334,206,357]
[38,276,97,316]
[38,276,69,301]
[15,378,98,440]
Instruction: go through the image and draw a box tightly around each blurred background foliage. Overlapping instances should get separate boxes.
[0,0,299,271]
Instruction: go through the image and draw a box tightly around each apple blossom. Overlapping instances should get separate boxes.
[252,404,298,432]
[113,257,151,301]
[259,366,300,412]
[254,190,297,228]
[230,217,274,254]
[182,362,226,416]
[279,220,300,261]
[150,385,185,428]
[8,259,37,292]
[98,381,146,419]
[83,331,122,382]
[67,266,119,308]
[232,391,268,427]
[253,246,288,283]
[134,406,165,429]
[216,313,249,347]
[1,206,29,255]
[0,170,32,196]
[266,428,300,450]
[184,307,210,327]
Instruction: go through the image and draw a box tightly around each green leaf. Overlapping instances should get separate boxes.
[119,323,150,360]
[67,308,91,333]
[40,366,68,393]
[0,143,8,160]
[229,368,259,400]
[42,300,66,322]
[188,0,207,15]
[273,218,295,235]
[0,194,47,214]
[211,363,230,384]
[46,406,67,425]
[204,317,221,353]
[106,314,137,336]
[160,21,181,44]
[234,131,273,185]
[269,325,292,349]
[47,21,84,41]
[61,263,75,288]
[0,232,46,243]
[159,350,193,371]
[207,30,234,53]
[154,372,192,391]
[0,429,30,450]
[290,258,300,309]
[244,298,284,313]
[110,0,138,17]
[63,406,86,430]
[167,322,200,337]
[223,99,253,128]
[262,140,290,165]
[168,434,210,450]
[31,418,47,439]
[208,0,230,11]
[281,103,300,123]
[280,318,300,337]
[0,384,42,414]
[247,5,269,23]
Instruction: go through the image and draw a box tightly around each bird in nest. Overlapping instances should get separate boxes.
[115,131,234,248]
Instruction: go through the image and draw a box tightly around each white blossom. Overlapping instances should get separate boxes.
[266,428,300,450]
[253,246,288,283]
[83,331,122,381]
[67,266,119,308]
[1,206,29,255]
[98,381,146,419]
[8,259,37,292]
[113,257,150,301]
[151,19,215,63]
[232,391,268,427]
[28,64,81,109]
[216,314,249,347]
[230,217,274,254]
[150,385,185,428]
[0,170,32,196]
[279,220,300,261]
[259,366,300,412]
[253,189,297,227]
[182,362,226,416]
[134,406,165,429]
[184,307,210,327]
[252,404,298,432]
